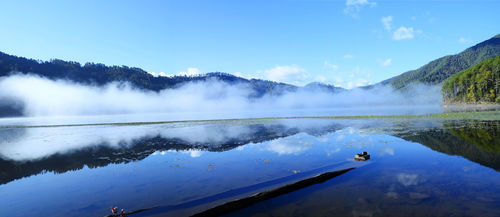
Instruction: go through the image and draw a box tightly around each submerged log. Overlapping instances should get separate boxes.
[190,167,355,217]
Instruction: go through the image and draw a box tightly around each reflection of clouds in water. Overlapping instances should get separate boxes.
[279,119,342,131]
[385,184,399,199]
[0,123,254,161]
[265,137,312,155]
[152,151,167,155]
[188,150,203,158]
[0,126,150,161]
[397,173,420,187]
[335,134,346,141]
[352,209,376,217]
[158,124,255,144]
[0,118,373,161]
[336,128,374,147]
[263,130,350,156]
[381,147,395,155]
[326,147,341,156]
[152,149,203,158]
[386,191,399,199]
[317,136,329,143]
[346,127,357,135]
[0,118,345,161]
[462,166,474,172]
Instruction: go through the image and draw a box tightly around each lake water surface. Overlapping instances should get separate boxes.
[0,114,499,217]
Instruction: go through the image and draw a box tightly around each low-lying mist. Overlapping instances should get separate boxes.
[0,74,442,118]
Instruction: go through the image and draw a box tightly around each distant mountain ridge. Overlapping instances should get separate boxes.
[0,51,345,97]
[0,51,346,117]
[1,34,500,117]
[381,34,500,90]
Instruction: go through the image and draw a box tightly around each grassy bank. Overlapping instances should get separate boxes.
[1,110,499,129]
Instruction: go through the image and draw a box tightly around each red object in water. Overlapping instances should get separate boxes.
[120,209,125,216]
[110,207,118,214]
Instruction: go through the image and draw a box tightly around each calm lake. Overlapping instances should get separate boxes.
[1,113,500,217]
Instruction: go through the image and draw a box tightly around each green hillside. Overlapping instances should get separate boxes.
[381,34,500,89]
[442,55,500,104]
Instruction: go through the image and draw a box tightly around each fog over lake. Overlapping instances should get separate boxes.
[0,74,442,118]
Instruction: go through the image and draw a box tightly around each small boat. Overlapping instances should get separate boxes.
[354,151,370,161]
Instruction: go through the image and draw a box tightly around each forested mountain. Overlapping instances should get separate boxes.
[0,51,303,97]
[0,51,348,117]
[381,34,500,90]
[442,55,500,104]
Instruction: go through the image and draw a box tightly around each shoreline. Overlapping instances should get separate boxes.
[1,110,499,129]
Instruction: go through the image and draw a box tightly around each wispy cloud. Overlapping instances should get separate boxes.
[393,27,415,40]
[343,54,354,59]
[458,37,470,43]
[381,16,393,30]
[346,78,370,89]
[149,71,169,77]
[379,58,392,67]
[381,16,421,41]
[179,67,202,76]
[346,0,376,7]
[149,67,202,77]
[344,0,376,18]
[259,65,310,85]
[323,61,339,70]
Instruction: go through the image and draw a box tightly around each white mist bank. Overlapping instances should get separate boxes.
[0,74,442,118]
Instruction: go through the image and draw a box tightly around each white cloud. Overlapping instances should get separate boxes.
[179,67,201,76]
[323,61,339,70]
[343,54,354,59]
[393,27,415,40]
[381,16,393,30]
[335,66,372,89]
[346,78,370,89]
[380,58,392,67]
[233,72,244,78]
[344,0,376,17]
[148,72,169,77]
[260,65,309,85]
[315,75,328,83]
[352,66,361,75]
[334,77,344,83]
[458,37,470,43]
[346,0,376,7]
[149,67,202,77]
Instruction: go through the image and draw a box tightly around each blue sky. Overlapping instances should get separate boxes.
[1,0,499,88]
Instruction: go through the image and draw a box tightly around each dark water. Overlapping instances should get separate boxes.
[0,117,499,217]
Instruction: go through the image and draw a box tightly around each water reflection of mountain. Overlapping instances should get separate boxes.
[396,120,500,171]
[0,123,343,186]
